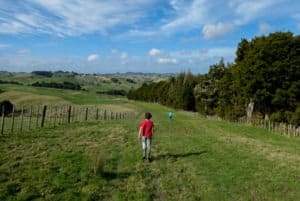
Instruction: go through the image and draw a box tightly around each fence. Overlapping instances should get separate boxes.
[0,105,136,135]
[204,115,300,137]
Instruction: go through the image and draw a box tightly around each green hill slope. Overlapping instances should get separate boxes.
[0,102,299,201]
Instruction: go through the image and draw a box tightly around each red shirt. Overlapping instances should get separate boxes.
[140,119,154,138]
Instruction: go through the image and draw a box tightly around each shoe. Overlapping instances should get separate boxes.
[147,158,152,163]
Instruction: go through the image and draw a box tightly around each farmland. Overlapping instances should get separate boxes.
[0,73,299,201]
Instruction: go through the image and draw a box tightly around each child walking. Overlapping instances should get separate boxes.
[138,112,154,162]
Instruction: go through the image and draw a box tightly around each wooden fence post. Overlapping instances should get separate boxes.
[19,106,24,132]
[49,105,52,127]
[104,110,107,120]
[59,106,64,125]
[10,106,15,134]
[96,108,99,120]
[28,105,32,130]
[71,106,75,122]
[67,106,72,124]
[36,106,40,128]
[41,105,47,128]
[1,105,5,135]
[85,108,88,121]
[54,106,57,126]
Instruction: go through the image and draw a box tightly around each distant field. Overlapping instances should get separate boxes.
[0,84,130,105]
[0,101,299,201]
[0,71,169,93]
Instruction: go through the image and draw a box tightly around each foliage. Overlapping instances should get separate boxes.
[32,81,81,90]
[97,89,127,96]
[128,72,197,111]
[111,77,120,83]
[0,80,22,85]
[32,71,53,77]
[0,100,13,116]
[126,78,136,84]
[128,32,300,124]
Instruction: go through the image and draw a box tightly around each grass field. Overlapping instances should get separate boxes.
[0,100,299,201]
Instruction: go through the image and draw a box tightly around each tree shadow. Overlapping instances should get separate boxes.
[100,171,131,180]
[155,150,208,161]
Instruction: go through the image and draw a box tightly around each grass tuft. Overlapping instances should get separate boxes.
[92,151,106,176]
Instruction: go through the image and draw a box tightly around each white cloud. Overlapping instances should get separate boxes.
[258,22,272,35]
[157,58,178,64]
[120,52,128,59]
[202,23,235,39]
[148,48,162,56]
[16,49,31,55]
[0,0,153,36]
[0,43,10,48]
[162,0,208,33]
[229,0,282,25]
[297,23,300,31]
[87,54,99,62]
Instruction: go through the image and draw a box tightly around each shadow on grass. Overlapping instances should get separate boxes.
[100,171,131,180]
[155,150,207,160]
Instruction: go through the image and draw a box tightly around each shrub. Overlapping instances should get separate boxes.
[110,78,119,83]
[0,100,13,116]
[270,111,286,122]
[126,78,136,84]
[97,90,126,96]
[32,71,53,77]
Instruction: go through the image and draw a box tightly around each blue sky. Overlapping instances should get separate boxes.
[0,0,299,74]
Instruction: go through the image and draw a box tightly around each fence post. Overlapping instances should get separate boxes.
[1,105,5,135]
[36,106,39,128]
[10,106,15,134]
[96,108,99,120]
[104,110,107,120]
[49,105,52,127]
[67,106,72,124]
[19,106,24,132]
[41,105,47,128]
[28,105,32,130]
[54,106,57,126]
[85,108,88,121]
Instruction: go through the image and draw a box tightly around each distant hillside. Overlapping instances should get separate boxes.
[0,71,172,94]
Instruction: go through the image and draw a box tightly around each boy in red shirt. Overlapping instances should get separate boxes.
[138,112,154,162]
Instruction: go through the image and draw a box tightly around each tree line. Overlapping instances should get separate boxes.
[32,81,81,90]
[127,32,299,125]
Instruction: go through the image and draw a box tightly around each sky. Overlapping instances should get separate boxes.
[0,0,299,74]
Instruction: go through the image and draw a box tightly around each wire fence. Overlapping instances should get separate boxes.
[204,115,300,137]
[0,105,137,135]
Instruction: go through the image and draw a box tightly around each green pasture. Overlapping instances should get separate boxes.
[0,99,299,200]
[0,84,130,105]
[0,72,142,93]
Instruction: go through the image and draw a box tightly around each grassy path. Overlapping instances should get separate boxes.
[0,102,299,200]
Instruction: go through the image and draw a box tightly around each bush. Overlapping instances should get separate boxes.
[287,107,300,126]
[0,100,13,116]
[97,90,126,96]
[126,78,136,84]
[270,111,286,122]
[32,81,81,90]
[0,80,22,85]
[32,71,53,77]
[110,78,119,83]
